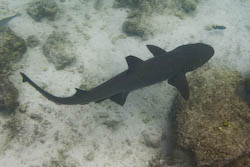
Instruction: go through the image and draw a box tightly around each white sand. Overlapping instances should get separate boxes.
[0,0,250,167]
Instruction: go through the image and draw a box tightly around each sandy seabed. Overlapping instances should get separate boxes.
[0,0,250,167]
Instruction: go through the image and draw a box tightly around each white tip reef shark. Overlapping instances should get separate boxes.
[21,43,214,106]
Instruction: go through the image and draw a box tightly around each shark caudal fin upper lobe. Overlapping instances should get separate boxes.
[20,72,29,82]
[20,72,89,105]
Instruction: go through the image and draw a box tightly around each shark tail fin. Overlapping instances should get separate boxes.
[20,72,89,105]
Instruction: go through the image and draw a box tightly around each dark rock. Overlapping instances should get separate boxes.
[26,0,59,21]
[226,154,250,167]
[181,0,199,13]
[94,0,104,10]
[172,65,250,167]
[102,120,120,130]
[141,129,161,148]
[0,74,19,113]
[0,27,27,74]
[42,31,76,70]
[26,35,40,48]
[122,19,149,38]
[114,0,199,38]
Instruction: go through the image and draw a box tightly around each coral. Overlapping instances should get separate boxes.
[122,17,152,39]
[85,152,95,161]
[113,0,165,11]
[42,31,76,70]
[172,65,250,167]
[226,154,250,167]
[94,0,104,10]
[26,0,59,21]
[0,27,26,74]
[113,0,199,38]
[113,0,139,8]
[26,35,40,48]
[113,0,167,38]
[0,74,19,113]
[141,129,161,148]
[180,0,199,13]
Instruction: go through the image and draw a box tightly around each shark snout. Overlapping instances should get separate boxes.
[206,44,215,58]
[197,43,214,62]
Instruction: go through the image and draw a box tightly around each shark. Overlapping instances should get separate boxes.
[21,43,214,106]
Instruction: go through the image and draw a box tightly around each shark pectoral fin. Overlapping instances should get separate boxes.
[168,73,189,100]
[126,55,143,72]
[110,92,129,106]
[146,45,167,57]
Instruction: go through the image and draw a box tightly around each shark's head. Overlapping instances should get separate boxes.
[183,43,214,72]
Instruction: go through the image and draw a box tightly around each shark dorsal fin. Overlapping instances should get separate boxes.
[168,73,189,100]
[126,55,143,71]
[146,45,167,57]
[110,92,129,106]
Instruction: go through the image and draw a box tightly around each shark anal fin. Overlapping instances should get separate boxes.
[95,98,108,103]
[126,55,143,72]
[110,92,129,106]
[168,73,189,100]
[146,45,167,57]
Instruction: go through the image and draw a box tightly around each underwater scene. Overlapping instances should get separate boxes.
[0,0,250,167]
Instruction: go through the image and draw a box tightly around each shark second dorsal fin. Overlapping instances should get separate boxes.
[126,55,143,71]
[74,88,88,97]
[146,45,167,57]
[110,92,129,106]
[168,73,189,100]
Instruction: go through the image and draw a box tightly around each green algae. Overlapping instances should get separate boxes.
[172,65,250,167]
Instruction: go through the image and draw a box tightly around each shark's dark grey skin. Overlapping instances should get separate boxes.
[21,43,214,106]
[0,13,21,28]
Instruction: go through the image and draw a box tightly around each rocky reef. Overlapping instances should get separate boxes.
[42,31,76,70]
[0,27,26,113]
[26,35,40,48]
[0,27,27,74]
[26,0,59,21]
[113,0,200,38]
[170,65,250,167]
[0,75,19,113]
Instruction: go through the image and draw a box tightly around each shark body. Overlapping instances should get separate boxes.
[21,43,214,106]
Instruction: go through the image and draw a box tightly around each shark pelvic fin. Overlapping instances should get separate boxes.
[168,72,189,100]
[126,55,143,72]
[110,92,129,106]
[146,45,167,57]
